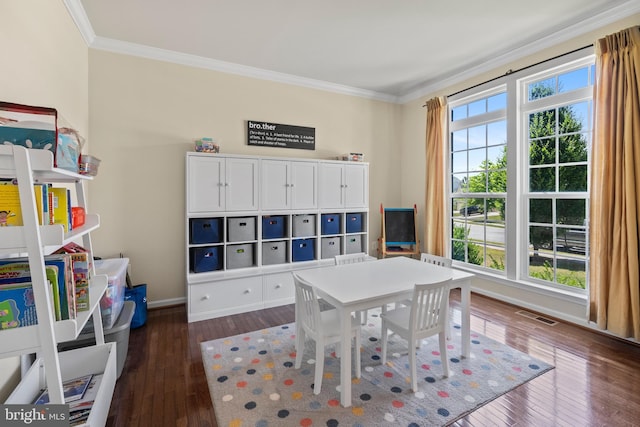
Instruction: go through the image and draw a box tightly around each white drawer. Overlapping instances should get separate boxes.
[263,272,295,304]
[189,277,263,319]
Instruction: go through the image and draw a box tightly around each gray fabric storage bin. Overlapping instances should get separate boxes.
[345,235,363,254]
[321,236,341,259]
[227,217,256,242]
[262,241,287,265]
[292,214,316,237]
[227,243,254,269]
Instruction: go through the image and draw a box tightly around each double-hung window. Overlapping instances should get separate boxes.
[448,49,594,293]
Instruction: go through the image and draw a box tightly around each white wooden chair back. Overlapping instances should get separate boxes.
[293,273,322,339]
[420,253,453,268]
[410,280,451,336]
[335,252,367,265]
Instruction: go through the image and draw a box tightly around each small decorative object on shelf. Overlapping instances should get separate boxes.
[79,154,101,176]
[194,137,219,153]
[339,153,364,162]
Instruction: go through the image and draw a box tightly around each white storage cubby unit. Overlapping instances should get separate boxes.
[0,145,116,427]
[186,152,369,322]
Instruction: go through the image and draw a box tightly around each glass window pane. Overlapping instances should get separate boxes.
[558,67,588,93]
[530,167,556,192]
[468,148,486,172]
[488,120,507,146]
[559,134,588,163]
[452,198,466,216]
[529,225,553,251]
[556,199,585,225]
[529,199,552,223]
[488,170,506,193]
[451,151,467,173]
[452,129,467,151]
[557,228,587,254]
[528,78,556,101]
[556,256,586,289]
[487,145,505,165]
[488,93,507,111]
[468,99,486,117]
[468,125,486,149]
[487,197,505,222]
[452,105,467,121]
[467,171,486,193]
[559,101,589,134]
[452,174,467,192]
[559,165,587,191]
[529,109,557,138]
[530,138,556,165]
[487,245,506,271]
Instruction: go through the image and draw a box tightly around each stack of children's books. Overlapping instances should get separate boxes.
[32,373,103,425]
[0,243,91,330]
[0,180,76,232]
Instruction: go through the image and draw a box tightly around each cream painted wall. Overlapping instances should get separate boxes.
[0,0,88,403]
[87,50,401,303]
[399,14,640,327]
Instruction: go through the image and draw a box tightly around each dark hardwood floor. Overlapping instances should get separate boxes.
[107,291,640,426]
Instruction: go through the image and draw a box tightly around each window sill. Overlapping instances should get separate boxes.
[452,262,588,306]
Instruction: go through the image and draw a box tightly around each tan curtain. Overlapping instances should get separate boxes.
[589,26,640,339]
[424,96,447,256]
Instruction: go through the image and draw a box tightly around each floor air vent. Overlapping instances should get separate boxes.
[516,310,558,326]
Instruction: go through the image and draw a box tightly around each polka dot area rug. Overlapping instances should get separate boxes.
[201,309,553,427]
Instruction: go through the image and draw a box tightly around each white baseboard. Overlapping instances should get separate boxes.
[147,297,186,309]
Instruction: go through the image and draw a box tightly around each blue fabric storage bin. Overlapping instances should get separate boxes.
[190,218,222,244]
[292,238,315,262]
[346,213,363,233]
[262,216,286,239]
[321,214,340,235]
[190,246,222,273]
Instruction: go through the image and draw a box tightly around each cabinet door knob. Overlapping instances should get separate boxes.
[275,284,282,289]
[244,289,251,294]
[201,294,210,301]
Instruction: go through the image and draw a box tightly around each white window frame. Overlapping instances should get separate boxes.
[447,47,594,298]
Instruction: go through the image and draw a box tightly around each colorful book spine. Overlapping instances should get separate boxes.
[0,183,22,227]
[50,187,71,232]
[0,284,38,330]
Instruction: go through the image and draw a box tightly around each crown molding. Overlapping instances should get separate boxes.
[64,0,638,106]
[63,0,95,45]
[89,36,399,103]
[398,0,640,104]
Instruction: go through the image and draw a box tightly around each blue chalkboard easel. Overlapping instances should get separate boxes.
[379,204,420,258]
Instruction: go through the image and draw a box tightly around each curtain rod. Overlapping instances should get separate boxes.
[422,43,594,107]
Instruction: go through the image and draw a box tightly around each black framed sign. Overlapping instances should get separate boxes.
[247,120,315,150]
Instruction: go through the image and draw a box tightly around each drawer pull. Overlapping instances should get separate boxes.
[244,289,252,294]
[201,294,210,301]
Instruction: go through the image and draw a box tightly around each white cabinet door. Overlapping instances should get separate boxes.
[260,159,289,210]
[261,160,317,210]
[188,156,225,213]
[318,163,368,208]
[344,164,368,208]
[290,161,317,209]
[226,157,259,211]
[318,162,344,208]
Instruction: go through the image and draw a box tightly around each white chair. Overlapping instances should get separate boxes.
[398,253,453,308]
[420,252,453,268]
[293,273,362,395]
[381,279,452,392]
[334,253,370,324]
